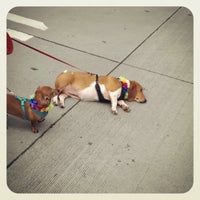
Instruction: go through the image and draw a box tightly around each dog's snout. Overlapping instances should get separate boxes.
[140,99,147,103]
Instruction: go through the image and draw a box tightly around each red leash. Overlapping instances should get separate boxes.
[12,38,83,71]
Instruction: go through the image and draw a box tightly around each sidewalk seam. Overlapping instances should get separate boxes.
[124,63,193,84]
[107,7,182,76]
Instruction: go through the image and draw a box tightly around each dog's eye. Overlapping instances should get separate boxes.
[45,96,50,101]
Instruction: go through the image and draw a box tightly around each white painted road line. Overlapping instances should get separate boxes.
[7,29,33,41]
[7,13,48,31]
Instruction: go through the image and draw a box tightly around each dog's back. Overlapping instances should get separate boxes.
[55,71,121,92]
[7,94,24,119]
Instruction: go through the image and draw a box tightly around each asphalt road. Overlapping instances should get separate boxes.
[7,7,193,193]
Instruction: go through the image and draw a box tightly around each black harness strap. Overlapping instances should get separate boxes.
[95,75,110,103]
[95,75,126,103]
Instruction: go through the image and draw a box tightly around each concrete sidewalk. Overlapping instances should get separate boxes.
[7,7,193,193]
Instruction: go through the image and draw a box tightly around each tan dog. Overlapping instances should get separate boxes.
[7,86,57,133]
[53,71,146,114]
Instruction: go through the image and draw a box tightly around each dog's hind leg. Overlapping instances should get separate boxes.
[52,95,59,106]
[58,93,68,108]
[53,92,68,108]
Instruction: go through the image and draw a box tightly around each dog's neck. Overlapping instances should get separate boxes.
[29,98,52,112]
[118,76,129,100]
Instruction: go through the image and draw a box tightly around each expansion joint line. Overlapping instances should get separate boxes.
[107,7,182,76]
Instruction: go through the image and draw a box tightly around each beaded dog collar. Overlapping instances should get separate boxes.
[118,76,129,100]
[29,94,53,112]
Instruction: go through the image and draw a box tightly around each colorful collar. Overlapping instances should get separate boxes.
[29,94,53,112]
[118,76,129,100]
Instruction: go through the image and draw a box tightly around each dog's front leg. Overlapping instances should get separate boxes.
[31,120,39,133]
[109,91,118,115]
[118,100,131,112]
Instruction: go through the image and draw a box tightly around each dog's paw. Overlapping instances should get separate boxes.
[32,127,39,133]
[53,100,58,106]
[111,109,118,115]
[38,118,45,123]
[53,102,58,106]
[123,107,131,112]
[60,105,65,108]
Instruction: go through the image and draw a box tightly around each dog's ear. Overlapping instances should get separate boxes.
[127,81,137,102]
[35,86,43,98]
[37,86,41,90]
[34,87,42,100]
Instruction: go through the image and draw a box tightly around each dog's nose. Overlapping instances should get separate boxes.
[140,99,147,103]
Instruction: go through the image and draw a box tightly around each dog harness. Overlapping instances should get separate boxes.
[95,75,129,103]
[16,96,50,121]
[16,96,29,120]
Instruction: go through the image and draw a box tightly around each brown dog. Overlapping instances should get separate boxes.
[53,71,146,114]
[7,86,57,133]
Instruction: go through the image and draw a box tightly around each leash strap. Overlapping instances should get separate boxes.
[12,38,83,71]
[7,87,12,93]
